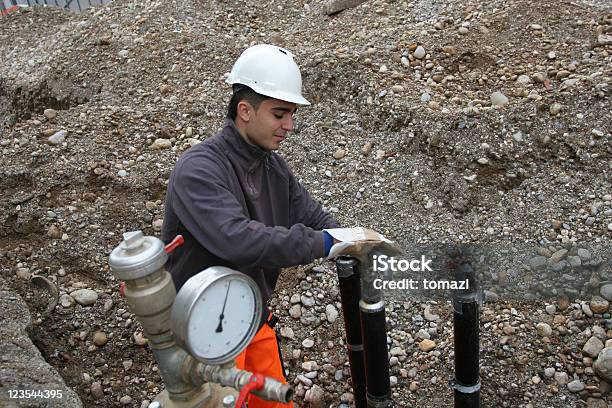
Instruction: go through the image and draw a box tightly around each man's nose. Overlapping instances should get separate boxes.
[282,116,294,132]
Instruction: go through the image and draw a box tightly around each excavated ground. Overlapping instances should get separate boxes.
[0,0,611,407]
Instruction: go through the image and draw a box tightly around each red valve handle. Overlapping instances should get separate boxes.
[235,374,265,408]
[164,234,184,253]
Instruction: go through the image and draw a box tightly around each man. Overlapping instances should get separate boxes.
[162,44,339,408]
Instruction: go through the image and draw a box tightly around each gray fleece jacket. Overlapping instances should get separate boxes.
[162,119,339,323]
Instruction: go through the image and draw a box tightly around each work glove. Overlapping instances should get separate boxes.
[323,227,403,264]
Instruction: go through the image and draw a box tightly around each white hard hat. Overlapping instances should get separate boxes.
[226,44,311,106]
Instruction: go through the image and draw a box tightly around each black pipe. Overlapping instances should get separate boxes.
[336,257,367,408]
[452,261,480,408]
[358,260,393,408]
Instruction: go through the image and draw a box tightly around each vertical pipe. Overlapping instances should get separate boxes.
[336,257,367,408]
[358,260,393,408]
[452,261,480,408]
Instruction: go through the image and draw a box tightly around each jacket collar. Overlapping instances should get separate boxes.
[222,119,270,166]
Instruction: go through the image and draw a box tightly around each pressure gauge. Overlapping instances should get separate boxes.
[171,266,262,365]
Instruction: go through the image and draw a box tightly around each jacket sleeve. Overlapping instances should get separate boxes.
[287,167,340,230]
[169,156,327,269]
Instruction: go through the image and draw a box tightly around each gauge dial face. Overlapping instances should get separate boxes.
[172,267,262,365]
[188,276,258,361]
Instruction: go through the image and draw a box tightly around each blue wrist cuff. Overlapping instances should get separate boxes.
[323,231,333,256]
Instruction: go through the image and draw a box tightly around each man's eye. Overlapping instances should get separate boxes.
[274,114,283,119]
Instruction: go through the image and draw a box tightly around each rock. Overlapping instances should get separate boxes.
[301,295,315,307]
[529,256,548,271]
[597,34,612,46]
[120,395,132,405]
[60,294,75,308]
[43,109,58,120]
[70,289,98,306]
[550,103,562,115]
[133,331,148,346]
[554,371,569,385]
[590,297,609,314]
[593,347,612,382]
[419,339,436,352]
[325,304,338,323]
[47,130,67,145]
[586,398,608,408]
[544,368,556,378]
[302,338,315,348]
[47,224,61,238]
[92,331,108,347]
[15,267,31,280]
[152,218,163,231]
[490,91,509,106]
[600,284,612,302]
[103,298,114,314]
[302,361,318,371]
[91,382,104,399]
[391,85,404,93]
[122,359,133,370]
[536,322,552,337]
[304,384,325,408]
[151,138,172,150]
[280,326,294,339]
[413,46,426,59]
[567,379,585,393]
[361,141,373,156]
[424,305,440,321]
[584,336,605,358]
[516,75,532,85]
[333,149,346,159]
[289,304,302,318]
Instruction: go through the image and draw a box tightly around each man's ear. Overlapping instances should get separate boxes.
[236,100,252,123]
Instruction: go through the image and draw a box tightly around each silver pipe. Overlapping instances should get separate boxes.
[195,363,294,403]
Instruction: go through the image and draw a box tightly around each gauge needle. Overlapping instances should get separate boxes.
[216,281,231,333]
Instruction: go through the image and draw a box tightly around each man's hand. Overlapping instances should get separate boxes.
[323,227,401,260]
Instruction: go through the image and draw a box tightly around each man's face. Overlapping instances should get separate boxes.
[243,99,297,151]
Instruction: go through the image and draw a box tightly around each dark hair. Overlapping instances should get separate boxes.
[227,85,271,120]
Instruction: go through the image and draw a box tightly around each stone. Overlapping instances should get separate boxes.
[554,371,569,385]
[302,361,318,371]
[151,138,172,150]
[92,331,108,347]
[289,304,302,318]
[280,326,294,339]
[333,149,346,159]
[536,322,552,337]
[60,294,75,308]
[419,339,436,352]
[133,331,148,346]
[44,109,58,120]
[120,395,132,405]
[544,368,556,378]
[47,224,62,238]
[413,46,426,59]
[583,336,605,358]
[490,91,509,106]
[302,338,315,348]
[70,289,98,306]
[600,284,612,302]
[91,382,104,399]
[550,103,562,115]
[567,379,585,393]
[529,256,548,271]
[304,384,325,408]
[593,347,612,382]
[590,297,609,314]
[15,267,31,280]
[123,360,133,370]
[48,130,67,145]
[325,304,338,323]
